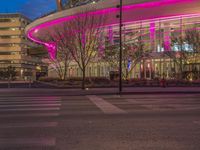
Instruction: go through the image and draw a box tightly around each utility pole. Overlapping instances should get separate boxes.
[56,0,63,11]
[119,0,123,93]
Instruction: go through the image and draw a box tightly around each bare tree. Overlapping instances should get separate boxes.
[59,11,105,89]
[185,25,200,79]
[103,35,146,80]
[49,49,71,81]
[185,26,200,62]
[165,26,200,79]
[39,28,72,80]
[164,32,189,79]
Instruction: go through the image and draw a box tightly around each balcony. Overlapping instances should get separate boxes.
[0,30,22,36]
[0,21,21,28]
[0,54,21,60]
[0,46,21,51]
[0,38,22,44]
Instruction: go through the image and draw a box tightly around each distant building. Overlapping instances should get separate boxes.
[0,13,47,80]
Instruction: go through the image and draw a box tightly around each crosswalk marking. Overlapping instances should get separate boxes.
[0,100,61,103]
[0,96,60,149]
[0,103,61,107]
[126,99,200,110]
[0,97,61,110]
[0,97,61,101]
[0,107,60,111]
[193,121,200,125]
[0,112,60,118]
[0,137,56,147]
[0,122,58,128]
[126,99,162,110]
[167,104,200,110]
[87,95,126,114]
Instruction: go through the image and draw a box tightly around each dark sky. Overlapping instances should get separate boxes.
[0,0,57,20]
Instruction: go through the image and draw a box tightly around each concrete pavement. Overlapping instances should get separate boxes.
[0,87,200,96]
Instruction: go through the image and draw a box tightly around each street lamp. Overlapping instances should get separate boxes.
[56,0,63,11]
[117,0,123,93]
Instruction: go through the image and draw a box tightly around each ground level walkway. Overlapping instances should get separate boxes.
[0,87,200,97]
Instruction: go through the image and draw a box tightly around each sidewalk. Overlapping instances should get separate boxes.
[0,87,199,96]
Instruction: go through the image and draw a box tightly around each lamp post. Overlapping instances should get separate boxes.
[119,0,123,93]
[56,0,63,11]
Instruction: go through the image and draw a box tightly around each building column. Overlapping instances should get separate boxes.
[150,22,156,52]
[164,23,171,51]
[98,31,105,56]
[108,26,114,45]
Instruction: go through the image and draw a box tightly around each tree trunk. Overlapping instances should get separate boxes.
[125,68,129,83]
[180,56,183,80]
[82,67,86,89]
[63,60,67,80]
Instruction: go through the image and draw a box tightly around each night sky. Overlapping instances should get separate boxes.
[0,0,57,20]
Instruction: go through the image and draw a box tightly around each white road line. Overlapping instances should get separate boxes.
[87,95,126,114]
[0,107,60,112]
[0,96,60,99]
[0,122,58,128]
[126,99,175,110]
[126,99,200,110]
[0,137,56,147]
[0,97,61,101]
[126,99,142,104]
[170,104,200,110]
[193,121,200,125]
[0,99,61,102]
[0,112,60,118]
[0,103,61,108]
[0,101,61,104]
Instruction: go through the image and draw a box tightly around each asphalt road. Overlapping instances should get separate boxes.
[0,93,200,150]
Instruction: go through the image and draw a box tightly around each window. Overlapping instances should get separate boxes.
[0,18,12,22]
[0,44,15,47]
[0,35,19,39]
[0,60,11,64]
[0,27,19,31]
[0,52,11,55]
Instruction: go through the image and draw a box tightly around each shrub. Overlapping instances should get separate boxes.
[38,77,61,82]
[89,77,110,84]
[66,77,110,84]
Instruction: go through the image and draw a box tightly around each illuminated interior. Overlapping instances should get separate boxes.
[26,0,200,79]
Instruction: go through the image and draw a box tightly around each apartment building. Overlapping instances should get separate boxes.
[0,13,46,80]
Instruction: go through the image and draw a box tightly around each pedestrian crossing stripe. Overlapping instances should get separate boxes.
[0,137,56,147]
[87,95,126,114]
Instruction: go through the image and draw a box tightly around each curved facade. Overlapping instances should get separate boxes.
[26,0,200,79]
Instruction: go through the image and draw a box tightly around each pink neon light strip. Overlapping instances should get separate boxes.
[27,0,200,57]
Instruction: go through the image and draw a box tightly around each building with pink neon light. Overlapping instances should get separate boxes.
[26,0,200,80]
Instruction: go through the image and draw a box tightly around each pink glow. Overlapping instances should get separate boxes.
[164,24,171,51]
[45,42,57,60]
[108,26,114,45]
[150,22,155,51]
[81,33,86,48]
[29,0,198,31]
[27,0,200,57]
[98,35,105,56]
[164,36,171,51]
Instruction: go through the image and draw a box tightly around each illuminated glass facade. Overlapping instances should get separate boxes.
[26,0,200,80]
